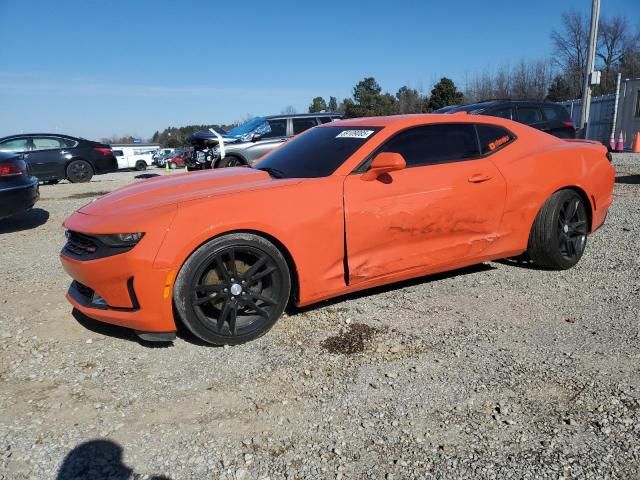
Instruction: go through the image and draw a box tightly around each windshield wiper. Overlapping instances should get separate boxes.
[256,167,286,179]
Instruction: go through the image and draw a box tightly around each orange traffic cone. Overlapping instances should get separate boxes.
[632,132,640,153]
[615,132,624,152]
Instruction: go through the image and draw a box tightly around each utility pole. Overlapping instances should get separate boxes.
[579,0,601,138]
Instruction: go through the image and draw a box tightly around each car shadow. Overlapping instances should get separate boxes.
[57,439,171,480]
[135,173,161,179]
[615,174,640,185]
[71,309,174,349]
[289,263,496,315]
[0,208,49,234]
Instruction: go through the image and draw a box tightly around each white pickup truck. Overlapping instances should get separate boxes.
[110,144,160,171]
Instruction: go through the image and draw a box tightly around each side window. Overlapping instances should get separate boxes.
[264,119,287,138]
[542,106,561,120]
[292,118,318,135]
[318,116,333,124]
[61,138,77,148]
[32,137,63,151]
[476,125,515,154]
[380,124,479,167]
[112,150,124,157]
[516,107,543,125]
[0,138,29,152]
[489,108,512,120]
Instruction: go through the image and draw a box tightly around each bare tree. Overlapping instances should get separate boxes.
[597,16,640,93]
[464,60,553,102]
[281,105,297,114]
[551,10,589,98]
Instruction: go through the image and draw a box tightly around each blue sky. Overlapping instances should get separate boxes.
[0,0,636,140]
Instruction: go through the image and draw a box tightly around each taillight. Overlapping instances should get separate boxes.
[563,121,575,128]
[0,163,24,177]
[94,147,112,156]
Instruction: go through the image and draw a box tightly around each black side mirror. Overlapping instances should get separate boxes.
[251,133,262,142]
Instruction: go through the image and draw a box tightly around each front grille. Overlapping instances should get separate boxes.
[63,231,99,258]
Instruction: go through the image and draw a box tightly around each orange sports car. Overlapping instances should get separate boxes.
[60,114,615,345]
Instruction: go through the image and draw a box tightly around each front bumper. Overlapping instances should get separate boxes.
[61,252,177,333]
[94,155,118,174]
[0,177,39,219]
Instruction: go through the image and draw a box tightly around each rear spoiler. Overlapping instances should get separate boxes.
[561,139,603,146]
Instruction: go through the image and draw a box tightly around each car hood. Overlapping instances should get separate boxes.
[78,167,293,216]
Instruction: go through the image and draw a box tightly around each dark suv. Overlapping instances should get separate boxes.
[441,100,576,138]
[0,134,118,183]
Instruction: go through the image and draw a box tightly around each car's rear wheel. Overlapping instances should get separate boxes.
[218,155,244,168]
[66,160,93,183]
[135,160,147,171]
[527,189,588,270]
[173,233,291,345]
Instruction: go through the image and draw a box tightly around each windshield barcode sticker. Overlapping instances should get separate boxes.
[336,130,374,139]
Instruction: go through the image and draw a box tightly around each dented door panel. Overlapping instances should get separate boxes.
[343,159,506,284]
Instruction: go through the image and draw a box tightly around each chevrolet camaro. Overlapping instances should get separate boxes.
[60,114,615,345]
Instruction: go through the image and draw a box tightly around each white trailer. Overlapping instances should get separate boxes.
[110,143,161,170]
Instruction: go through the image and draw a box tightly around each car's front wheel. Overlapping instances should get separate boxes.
[66,160,93,183]
[527,189,589,269]
[173,233,291,345]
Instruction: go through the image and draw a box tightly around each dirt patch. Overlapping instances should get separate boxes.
[321,323,378,354]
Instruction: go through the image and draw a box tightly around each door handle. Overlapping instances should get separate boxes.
[468,174,492,183]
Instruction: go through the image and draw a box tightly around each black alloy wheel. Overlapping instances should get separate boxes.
[174,233,291,345]
[556,195,588,261]
[527,189,588,270]
[66,160,93,183]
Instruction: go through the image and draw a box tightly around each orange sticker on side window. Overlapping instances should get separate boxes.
[488,135,510,151]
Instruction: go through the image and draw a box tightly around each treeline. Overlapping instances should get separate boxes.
[309,77,464,116]
[464,11,639,102]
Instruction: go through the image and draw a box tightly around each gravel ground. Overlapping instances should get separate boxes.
[0,156,639,480]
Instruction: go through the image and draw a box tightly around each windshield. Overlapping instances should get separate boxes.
[256,126,381,178]
[226,117,269,140]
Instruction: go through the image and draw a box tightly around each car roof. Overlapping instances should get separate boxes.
[265,112,343,120]
[318,113,534,132]
[449,99,563,112]
[0,133,82,141]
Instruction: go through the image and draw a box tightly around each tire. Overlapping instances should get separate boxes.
[135,161,147,171]
[169,162,177,170]
[527,189,589,270]
[173,233,291,345]
[66,160,94,183]
[217,155,244,168]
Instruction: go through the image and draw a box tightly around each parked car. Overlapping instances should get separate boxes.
[0,151,39,219]
[110,144,159,171]
[60,114,614,346]
[187,112,343,169]
[0,134,117,183]
[441,100,576,138]
[164,149,192,169]
[152,148,175,162]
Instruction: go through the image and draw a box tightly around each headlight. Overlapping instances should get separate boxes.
[95,233,145,247]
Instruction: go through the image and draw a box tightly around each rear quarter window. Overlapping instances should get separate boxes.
[476,124,515,155]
